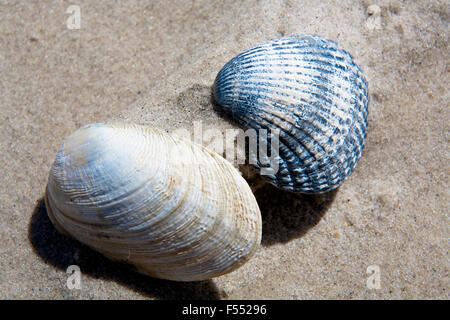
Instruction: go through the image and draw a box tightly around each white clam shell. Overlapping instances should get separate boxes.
[45,123,262,281]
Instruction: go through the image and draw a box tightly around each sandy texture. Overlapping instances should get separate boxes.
[0,0,448,299]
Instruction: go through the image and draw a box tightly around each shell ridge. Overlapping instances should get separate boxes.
[239,114,313,188]
[215,83,366,192]
[248,107,343,185]
[217,76,361,121]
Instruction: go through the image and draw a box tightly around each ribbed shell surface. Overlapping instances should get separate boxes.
[213,35,369,193]
[45,123,262,281]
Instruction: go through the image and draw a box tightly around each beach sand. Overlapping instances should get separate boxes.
[0,0,448,299]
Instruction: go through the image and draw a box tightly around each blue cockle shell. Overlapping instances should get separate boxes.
[213,35,369,193]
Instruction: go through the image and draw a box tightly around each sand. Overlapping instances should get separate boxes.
[0,0,448,299]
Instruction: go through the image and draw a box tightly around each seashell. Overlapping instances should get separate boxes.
[213,35,369,193]
[45,123,261,281]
